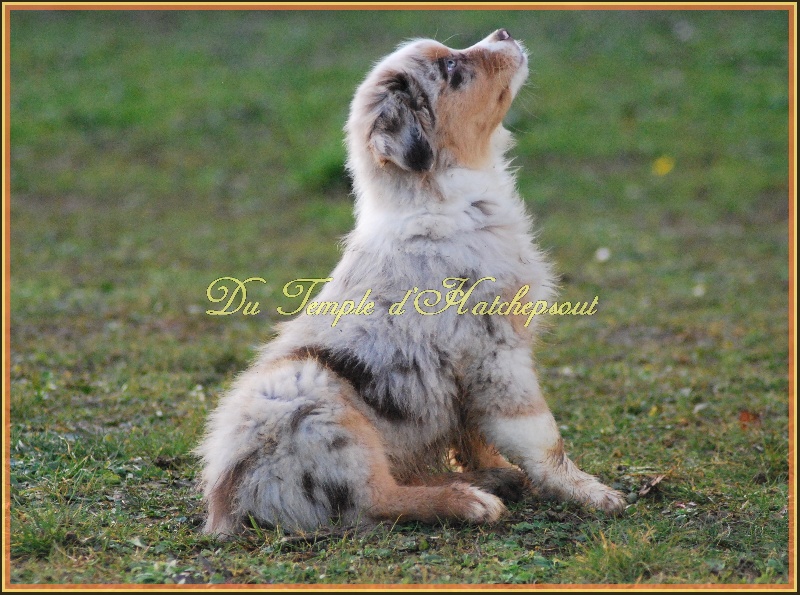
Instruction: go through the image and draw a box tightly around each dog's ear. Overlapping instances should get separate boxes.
[367,73,435,173]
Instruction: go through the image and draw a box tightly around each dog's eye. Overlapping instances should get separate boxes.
[446,59,457,72]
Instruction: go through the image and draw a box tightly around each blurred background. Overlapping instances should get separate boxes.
[9,9,790,584]
[10,8,789,405]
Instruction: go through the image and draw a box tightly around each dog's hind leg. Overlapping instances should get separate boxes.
[406,468,530,504]
[365,468,508,525]
[334,405,508,524]
[198,358,506,536]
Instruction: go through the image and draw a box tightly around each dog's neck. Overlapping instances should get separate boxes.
[350,126,515,217]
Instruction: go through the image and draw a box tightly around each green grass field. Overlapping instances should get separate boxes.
[8,8,791,586]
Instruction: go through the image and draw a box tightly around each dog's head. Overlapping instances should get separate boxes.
[347,29,528,177]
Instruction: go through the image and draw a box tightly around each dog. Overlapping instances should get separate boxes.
[196,29,625,537]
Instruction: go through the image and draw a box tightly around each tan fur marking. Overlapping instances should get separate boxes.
[336,387,388,453]
[489,396,551,420]
[452,428,513,471]
[545,437,569,470]
[435,48,518,168]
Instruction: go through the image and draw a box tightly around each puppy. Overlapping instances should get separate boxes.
[196,29,625,537]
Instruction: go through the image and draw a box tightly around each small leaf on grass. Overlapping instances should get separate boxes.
[511,522,538,533]
[129,536,147,548]
[738,410,761,430]
[638,474,666,497]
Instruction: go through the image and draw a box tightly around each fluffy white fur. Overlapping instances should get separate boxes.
[196,29,625,537]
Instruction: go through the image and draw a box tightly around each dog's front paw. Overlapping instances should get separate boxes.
[593,486,627,514]
[578,480,627,515]
[530,461,627,515]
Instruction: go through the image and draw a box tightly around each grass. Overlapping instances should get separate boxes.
[7,8,792,586]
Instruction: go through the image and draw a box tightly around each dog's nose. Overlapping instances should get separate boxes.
[477,28,516,49]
